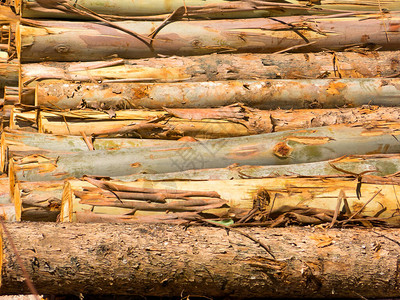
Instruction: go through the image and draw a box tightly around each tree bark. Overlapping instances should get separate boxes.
[59,173,400,224]
[20,51,400,87]
[15,0,400,19]
[36,108,266,138]
[17,15,400,62]
[10,123,400,181]
[33,106,400,137]
[2,223,400,298]
[35,78,400,110]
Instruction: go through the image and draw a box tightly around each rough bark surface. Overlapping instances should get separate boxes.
[1,223,400,298]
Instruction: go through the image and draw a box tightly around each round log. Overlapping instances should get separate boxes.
[1,223,400,298]
[11,123,400,181]
[20,51,400,86]
[17,15,400,62]
[35,78,400,110]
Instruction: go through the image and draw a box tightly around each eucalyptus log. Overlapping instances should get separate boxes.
[4,86,19,105]
[0,62,18,89]
[0,177,20,221]
[0,25,11,53]
[0,177,10,204]
[17,14,400,62]
[114,154,400,181]
[61,173,400,225]
[1,105,15,128]
[11,123,400,181]
[15,0,400,19]
[61,178,228,223]
[20,51,400,88]
[0,129,184,172]
[14,180,62,222]
[35,106,400,137]
[1,129,181,158]
[8,109,36,131]
[3,223,400,297]
[6,130,400,179]
[35,78,400,110]
[36,108,261,138]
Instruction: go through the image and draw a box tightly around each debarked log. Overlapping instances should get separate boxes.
[0,129,185,172]
[35,105,400,137]
[35,78,400,110]
[13,180,63,222]
[61,174,400,223]
[36,108,268,139]
[15,0,400,19]
[17,14,400,62]
[10,123,400,181]
[2,223,400,298]
[5,131,400,179]
[0,62,18,89]
[113,154,400,181]
[61,178,228,223]
[20,51,400,86]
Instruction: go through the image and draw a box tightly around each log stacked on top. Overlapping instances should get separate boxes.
[0,0,398,224]
[0,0,399,296]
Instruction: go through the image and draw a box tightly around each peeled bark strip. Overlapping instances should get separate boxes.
[20,51,400,87]
[11,123,400,181]
[35,78,400,110]
[62,173,400,223]
[2,223,400,297]
[15,0,400,19]
[17,14,400,62]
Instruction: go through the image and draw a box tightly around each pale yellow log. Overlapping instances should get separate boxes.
[62,176,399,223]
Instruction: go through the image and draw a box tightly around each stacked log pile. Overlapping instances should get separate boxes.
[0,0,399,297]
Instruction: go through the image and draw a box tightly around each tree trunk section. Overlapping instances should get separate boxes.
[33,106,400,137]
[17,15,400,62]
[2,223,400,298]
[20,51,400,86]
[10,123,400,181]
[1,129,185,172]
[35,78,400,110]
[106,154,400,181]
[16,0,400,19]
[59,173,400,224]
[0,62,18,89]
